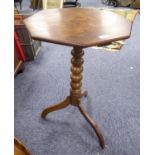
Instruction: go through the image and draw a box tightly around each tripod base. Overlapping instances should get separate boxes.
[41,91,105,148]
[41,47,105,148]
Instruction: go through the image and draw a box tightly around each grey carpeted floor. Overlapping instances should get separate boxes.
[15,0,140,155]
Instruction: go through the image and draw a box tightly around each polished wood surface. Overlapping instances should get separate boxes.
[14,137,31,155]
[24,8,132,48]
[24,8,132,148]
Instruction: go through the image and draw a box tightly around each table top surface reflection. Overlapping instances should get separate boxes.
[24,8,132,48]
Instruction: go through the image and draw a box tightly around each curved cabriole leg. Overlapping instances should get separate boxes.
[78,104,105,148]
[41,97,70,119]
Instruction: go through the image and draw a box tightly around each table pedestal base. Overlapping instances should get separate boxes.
[41,47,105,148]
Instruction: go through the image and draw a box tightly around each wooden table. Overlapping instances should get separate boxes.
[24,8,132,148]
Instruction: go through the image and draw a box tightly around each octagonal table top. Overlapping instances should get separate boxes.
[24,8,132,48]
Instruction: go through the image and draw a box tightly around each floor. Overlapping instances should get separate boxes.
[15,0,140,155]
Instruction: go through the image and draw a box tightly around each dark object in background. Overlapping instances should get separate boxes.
[14,14,41,61]
[14,0,22,10]
[63,0,81,8]
[102,0,138,7]
[30,0,42,10]
[130,0,140,9]
[14,32,25,76]
[102,0,119,7]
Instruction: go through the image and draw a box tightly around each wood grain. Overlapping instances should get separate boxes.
[24,8,132,48]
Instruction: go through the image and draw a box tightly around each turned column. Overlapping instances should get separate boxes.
[70,47,84,106]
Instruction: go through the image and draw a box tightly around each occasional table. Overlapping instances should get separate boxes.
[24,8,132,148]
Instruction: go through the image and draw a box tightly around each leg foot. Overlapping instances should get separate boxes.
[41,97,70,119]
[78,104,105,148]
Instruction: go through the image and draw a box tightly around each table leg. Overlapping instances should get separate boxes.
[78,104,105,148]
[70,47,105,148]
[41,96,70,119]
